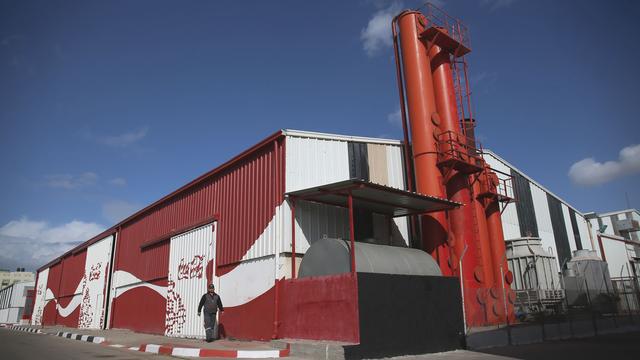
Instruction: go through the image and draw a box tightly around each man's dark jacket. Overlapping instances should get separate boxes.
[198,292,224,315]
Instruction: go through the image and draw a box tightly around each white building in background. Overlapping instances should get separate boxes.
[0,269,35,289]
[584,209,640,278]
[0,281,35,325]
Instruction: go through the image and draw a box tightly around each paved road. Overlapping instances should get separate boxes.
[0,328,175,360]
[480,331,640,360]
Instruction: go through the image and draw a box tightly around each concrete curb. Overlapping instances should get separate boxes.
[50,329,290,358]
[56,331,105,344]
[127,343,291,358]
[9,326,42,334]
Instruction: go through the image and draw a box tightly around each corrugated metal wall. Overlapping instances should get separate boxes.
[109,137,284,335]
[115,138,285,282]
[561,204,578,253]
[483,154,520,239]
[285,135,410,250]
[547,194,572,268]
[530,186,557,267]
[512,170,539,238]
[568,208,583,251]
[286,136,350,193]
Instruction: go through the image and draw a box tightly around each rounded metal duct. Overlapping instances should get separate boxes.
[298,238,442,278]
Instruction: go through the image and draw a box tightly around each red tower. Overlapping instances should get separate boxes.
[392,3,515,327]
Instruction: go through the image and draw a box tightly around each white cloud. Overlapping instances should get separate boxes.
[387,108,402,128]
[569,144,640,186]
[102,200,141,223]
[109,177,127,187]
[45,172,98,189]
[361,2,403,57]
[0,218,105,271]
[99,126,149,148]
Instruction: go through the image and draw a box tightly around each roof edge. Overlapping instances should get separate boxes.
[483,149,586,216]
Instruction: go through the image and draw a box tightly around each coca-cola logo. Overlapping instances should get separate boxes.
[177,255,205,280]
[88,263,102,281]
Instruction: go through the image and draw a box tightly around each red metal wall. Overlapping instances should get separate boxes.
[278,273,359,343]
[115,137,285,280]
[42,262,63,326]
[111,136,285,335]
[58,251,87,297]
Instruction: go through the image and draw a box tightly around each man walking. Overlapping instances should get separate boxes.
[197,284,224,342]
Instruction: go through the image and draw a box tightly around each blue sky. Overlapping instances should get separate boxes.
[1,0,639,271]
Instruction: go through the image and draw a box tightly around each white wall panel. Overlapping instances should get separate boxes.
[385,145,406,190]
[31,268,49,326]
[576,215,593,251]
[166,223,216,338]
[561,204,577,253]
[530,185,559,268]
[79,235,113,329]
[292,201,350,254]
[603,238,631,277]
[483,153,520,240]
[285,136,350,193]
[218,256,275,308]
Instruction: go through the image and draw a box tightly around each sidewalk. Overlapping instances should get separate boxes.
[12,325,289,358]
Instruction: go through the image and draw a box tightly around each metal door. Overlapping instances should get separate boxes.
[79,235,113,329]
[165,222,216,338]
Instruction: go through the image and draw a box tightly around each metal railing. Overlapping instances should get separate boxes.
[418,2,471,50]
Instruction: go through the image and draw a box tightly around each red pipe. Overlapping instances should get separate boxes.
[429,39,497,324]
[597,234,607,262]
[290,198,296,278]
[395,11,449,262]
[348,192,356,273]
[428,40,472,274]
[392,19,415,193]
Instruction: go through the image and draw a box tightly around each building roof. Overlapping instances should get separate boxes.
[589,209,640,218]
[287,179,460,217]
[282,129,403,146]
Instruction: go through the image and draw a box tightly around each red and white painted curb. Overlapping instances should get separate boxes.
[49,329,290,358]
[127,343,291,358]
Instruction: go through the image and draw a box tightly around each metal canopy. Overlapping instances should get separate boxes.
[286,179,460,217]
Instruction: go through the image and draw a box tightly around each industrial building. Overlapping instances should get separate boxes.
[484,150,595,269]
[584,209,640,278]
[0,268,35,289]
[0,281,34,325]
[27,4,639,356]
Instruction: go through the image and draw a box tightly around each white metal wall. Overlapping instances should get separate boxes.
[576,216,593,252]
[561,204,578,253]
[292,200,350,254]
[483,153,520,240]
[285,134,411,251]
[219,256,275,307]
[530,184,559,269]
[285,136,350,193]
[31,268,49,326]
[166,223,216,338]
[79,235,113,329]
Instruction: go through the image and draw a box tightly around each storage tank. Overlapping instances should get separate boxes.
[505,237,564,313]
[563,249,616,313]
[298,238,442,278]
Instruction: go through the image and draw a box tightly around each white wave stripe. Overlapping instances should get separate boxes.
[112,270,167,298]
[56,280,85,317]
